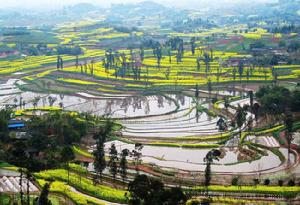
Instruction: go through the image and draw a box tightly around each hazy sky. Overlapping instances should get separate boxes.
[0,0,277,10]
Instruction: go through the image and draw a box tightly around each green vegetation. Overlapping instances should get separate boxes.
[34,169,127,203]
[72,146,94,158]
[37,179,105,205]
[148,142,220,149]
[0,2,300,204]
[193,185,300,198]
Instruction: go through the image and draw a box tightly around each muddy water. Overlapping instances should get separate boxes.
[0,82,179,118]
[101,141,291,174]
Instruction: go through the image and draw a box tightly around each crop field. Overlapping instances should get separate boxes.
[0,10,299,205]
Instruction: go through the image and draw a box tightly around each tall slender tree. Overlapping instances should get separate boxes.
[191,37,196,55]
[108,143,118,179]
[238,61,244,83]
[131,143,143,175]
[119,149,130,182]
[60,146,75,184]
[197,57,201,71]
[140,45,144,62]
[203,149,221,197]
[284,112,293,165]
[204,53,210,74]
[93,120,114,183]
[75,55,79,69]
[19,168,25,205]
[25,170,32,205]
[235,105,247,138]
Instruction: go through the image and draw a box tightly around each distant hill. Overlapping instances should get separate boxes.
[67,3,99,13]
[110,1,171,18]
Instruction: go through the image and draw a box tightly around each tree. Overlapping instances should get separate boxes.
[207,78,212,98]
[217,65,221,83]
[246,69,250,83]
[204,53,210,74]
[19,168,25,205]
[119,149,130,182]
[89,60,95,76]
[128,174,163,205]
[272,67,278,85]
[195,84,199,98]
[191,37,196,55]
[155,46,162,68]
[47,96,57,107]
[232,67,237,85]
[253,178,260,187]
[216,117,227,133]
[176,40,184,63]
[93,133,106,183]
[210,48,213,60]
[256,86,291,117]
[234,105,247,138]
[140,46,144,62]
[238,61,244,83]
[163,187,187,205]
[249,90,254,111]
[25,170,33,205]
[37,183,52,205]
[75,55,79,69]
[231,176,239,186]
[128,174,186,205]
[32,96,40,109]
[196,57,201,71]
[203,149,221,196]
[28,46,39,56]
[224,97,230,117]
[168,48,172,63]
[60,146,75,183]
[56,55,60,70]
[108,143,118,179]
[8,141,28,168]
[164,67,171,80]
[56,56,63,70]
[253,103,260,122]
[131,143,143,175]
[284,112,293,165]
[93,120,114,182]
[0,109,11,141]
[264,179,270,186]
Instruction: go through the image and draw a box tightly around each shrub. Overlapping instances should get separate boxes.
[253,179,260,186]
[288,180,295,187]
[231,177,239,186]
[264,179,270,186]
